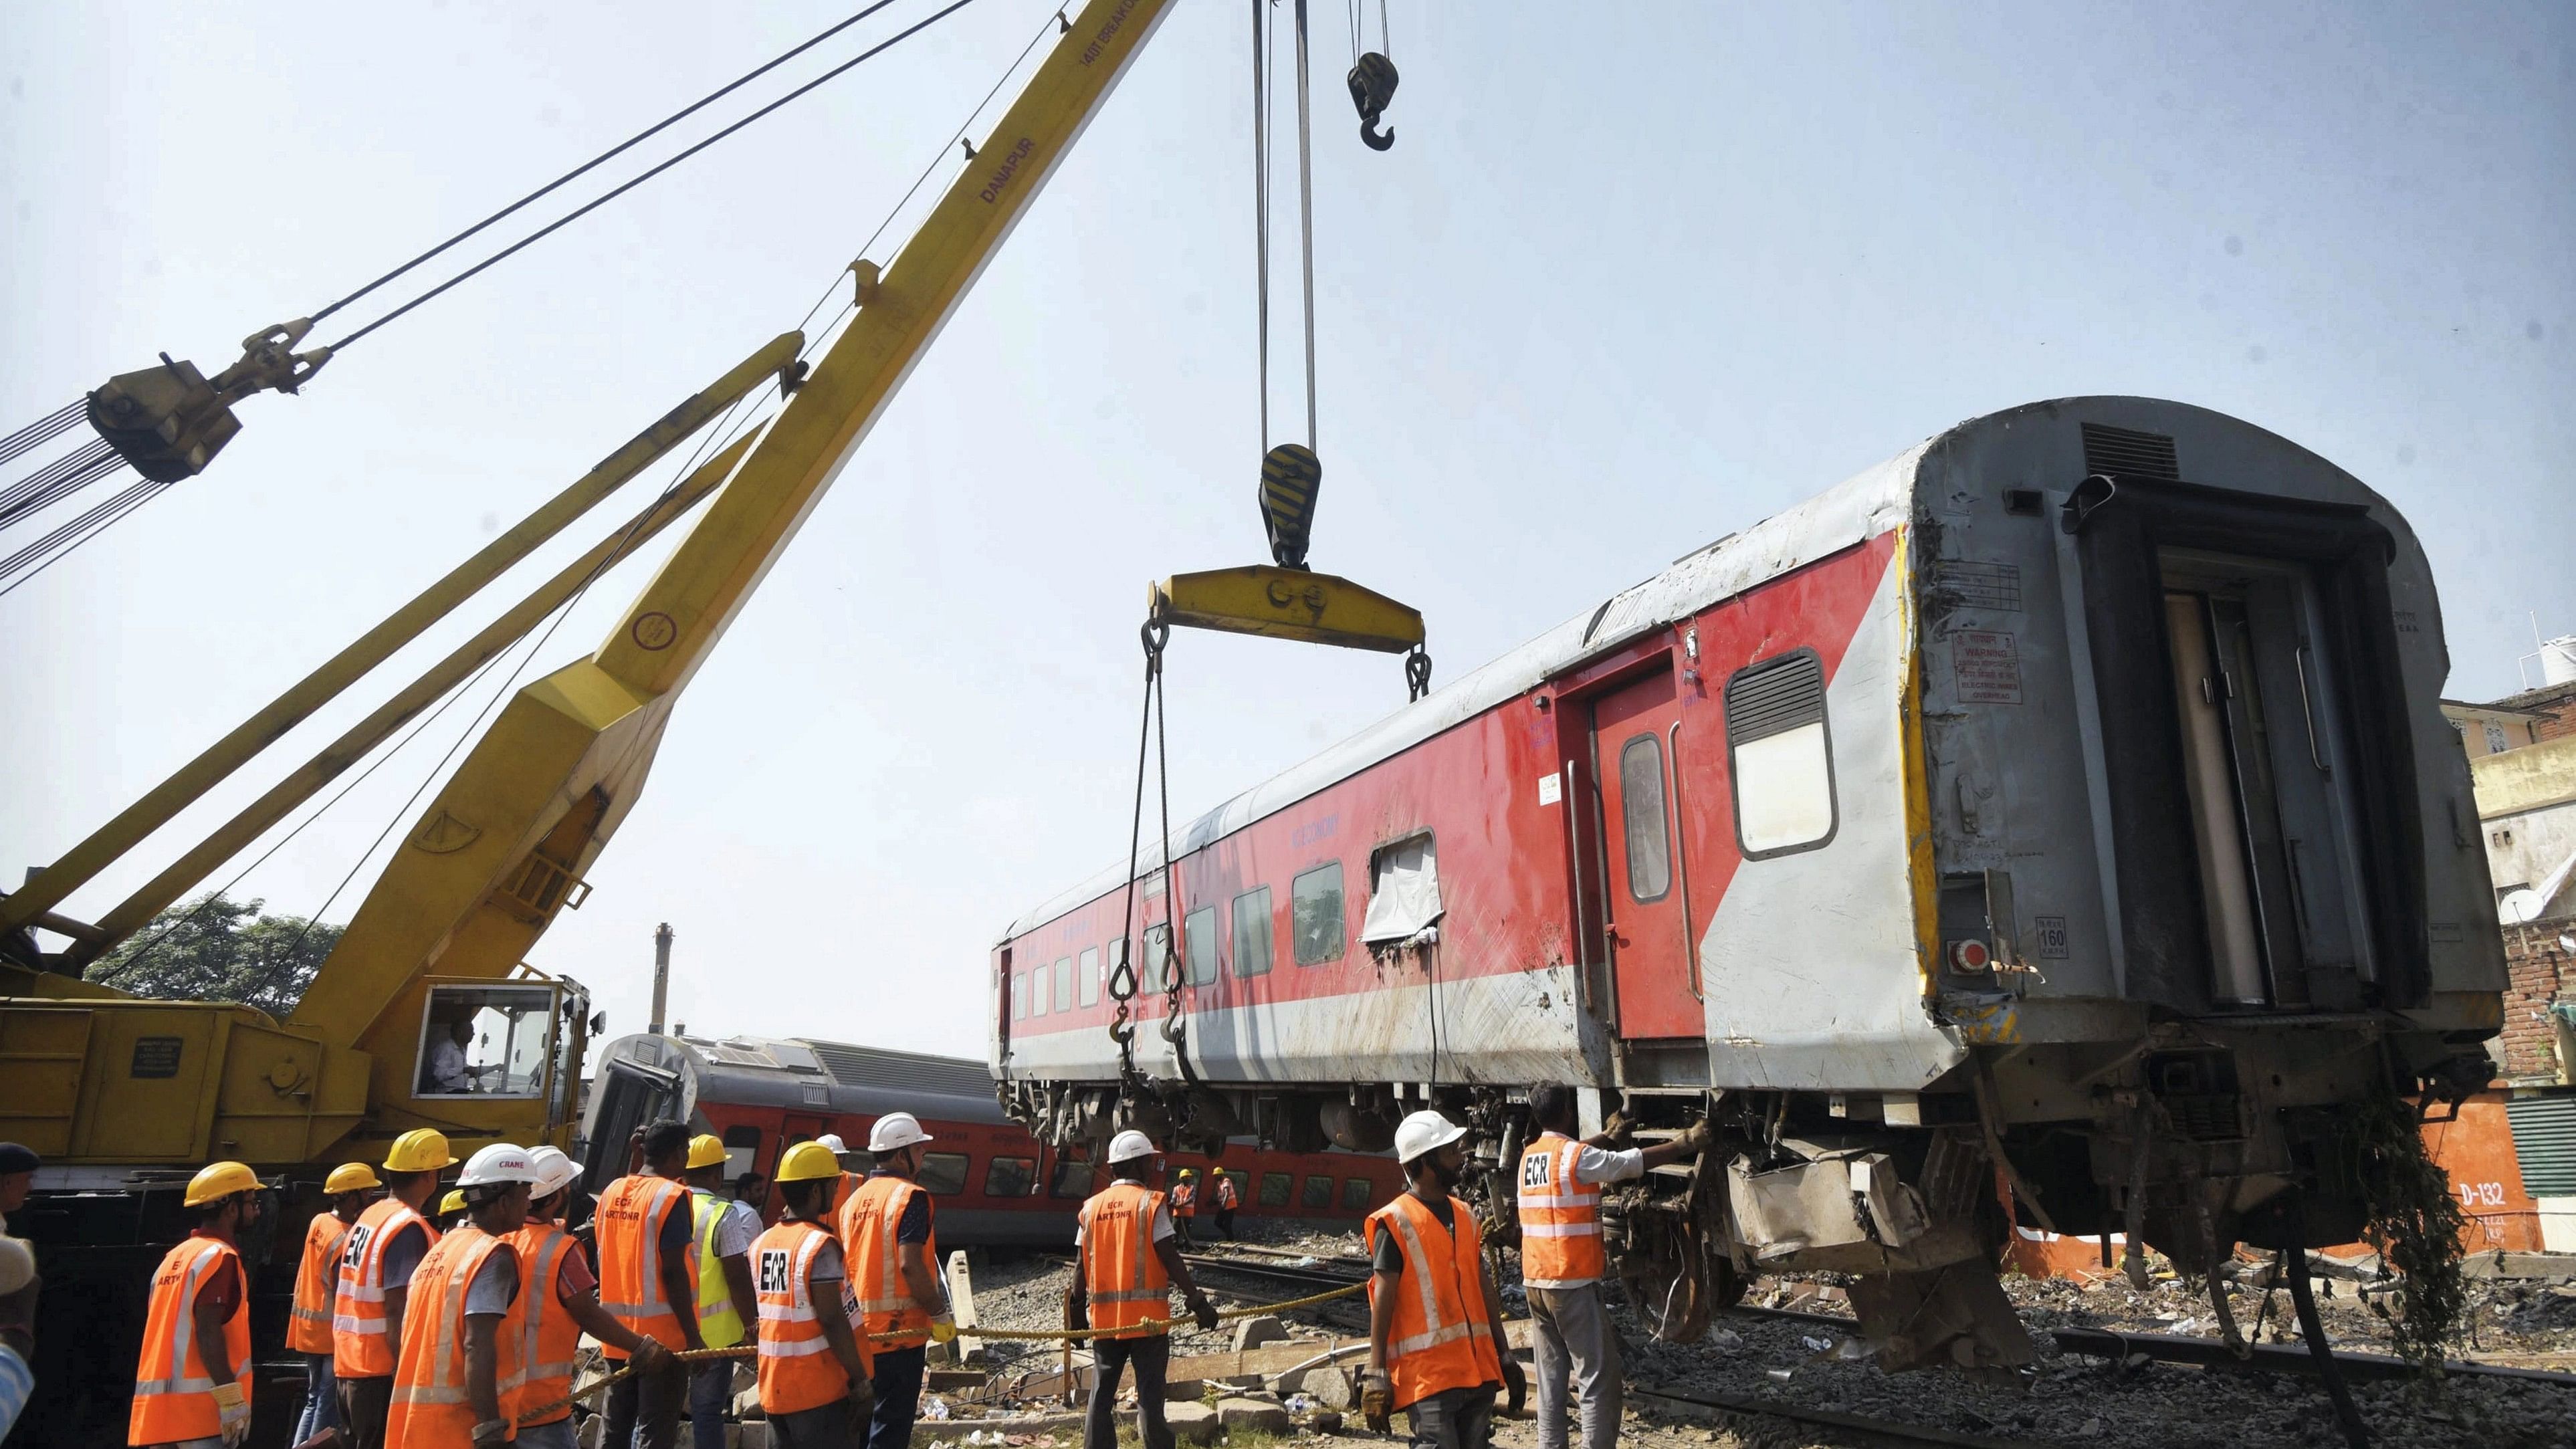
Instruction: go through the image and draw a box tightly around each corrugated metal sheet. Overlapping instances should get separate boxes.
[798,1038,993,1099]
[2506,1091,2576,1198]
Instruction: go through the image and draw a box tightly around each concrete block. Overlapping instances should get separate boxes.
[578,1416,606,1449]
[1217,1397,1293,1434]
[1163,1378,1207,1402]
[1232,1315,1289,1351]
[1163,1401,1221,1445]
[733,1387,765,1419]
[1301,1366,1356,1410]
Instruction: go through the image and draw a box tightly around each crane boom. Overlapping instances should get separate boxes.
[284,0,1177,1133]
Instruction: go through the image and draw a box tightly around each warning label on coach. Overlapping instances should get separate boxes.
[1953,630,2024,704]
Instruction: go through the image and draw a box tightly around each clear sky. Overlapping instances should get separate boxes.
[4,1,2569,1059]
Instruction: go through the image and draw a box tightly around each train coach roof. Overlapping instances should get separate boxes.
[625,1031,1008,1120]
[1001,426,1934,941]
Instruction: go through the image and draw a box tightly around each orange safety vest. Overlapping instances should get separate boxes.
[828,1171,863,1220]
[129,1234,251,1446]
[290,1211,358,1354]
[1170,1179,1198,1217]
[505,1221,584,1428]
[336,1198,440,1377]
[1078,1182,1172,1339]
[754,1220,867,1416]
[1213,1175,1239,1211]
[1515,1133,1606,1285]
[385,1225,521,1448]
[838,1175,938,1348]
[595,1174,694,1357]
[1364,1193,1502,1412]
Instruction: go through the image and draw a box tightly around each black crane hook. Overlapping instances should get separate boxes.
[1347,52,1398,151]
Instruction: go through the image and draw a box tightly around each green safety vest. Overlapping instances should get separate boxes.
[691,1190,748,1349]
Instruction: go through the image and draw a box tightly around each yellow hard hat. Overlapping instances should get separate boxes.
[1178,1167,1196,1178]
[185,1161,261,1207]
[776,1141,842,1184]
[439,1189,466,1216]
[686,1133,730,1170]
[324,1163,383,1196]
[383,1129,457,1173]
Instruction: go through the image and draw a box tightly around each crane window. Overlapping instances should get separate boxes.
[1079,946,1101,1007]
[1185,907,1218,986]
[1620,734,1673,901]
[415,984,554,1099]
[918,1152,971,1196]
[1725,649,1837,857]
[1292,863,1346,965]
[1053,958,1075,1013]
[1231,887,1275,977]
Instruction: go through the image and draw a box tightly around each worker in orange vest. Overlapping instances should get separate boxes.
[1362,1111,1521,1449]
[753,1141,876,1448]
[510,1145,673,1449]
[335,1128,455,1449]
[1168,1168,1198,1246]
[1066,1131,1218,1449]
[1516,1088,1709,1449]
[383,1143,544,1448]
[815,1133,865,1220]
[1209,1170,1240,1240]
[289,1162,381,1445]
[597,1119,705,1449]
[130,1161,265,1448]
[837,1112,956,1449]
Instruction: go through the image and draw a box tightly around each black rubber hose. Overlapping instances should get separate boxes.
[2286,1241,2371,1449]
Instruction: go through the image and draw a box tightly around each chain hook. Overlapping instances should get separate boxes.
[1405,643,1433,701]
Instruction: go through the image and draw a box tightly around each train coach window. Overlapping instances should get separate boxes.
[1300,1174,1335,1210]
[1724,649,1837,858]
[1079,946,1101,1007]
[1619,734,1673,901]
[1341,1176,1374,1211]
[1053,958,1075,1012]
[1012,972,1029,1020]
[984,1156,1040,1198]
[1031,962,1049,1016]
[1361,834,1442,947]
[1292,863,1346,965]
[722,1125,762,1179]
[1144,925,1174,989]
[1051,1157,1095,1198]
[917,1152,970,1196]
[1231,887,1275,977]
[1185,907,1219,986]
[1259,1172,1293,1207]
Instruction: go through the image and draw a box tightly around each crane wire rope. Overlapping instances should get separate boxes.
[1251,0,1271,451]
[308,1,909,332]
[1293,0,1318,451]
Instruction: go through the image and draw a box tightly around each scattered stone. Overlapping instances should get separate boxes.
[1162,1401,1221,1445]
[1234,1314,1290,1351]
[1218,1396,1294,1434]
[1303,1365,1358,1410]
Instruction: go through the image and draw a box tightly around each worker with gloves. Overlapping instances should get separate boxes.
[1067,1131,1220,1449]
[288,1161,381,1445]
[597,1119,704,1449]
[384,1143,541,1448]
[336,1128,455,1449]
[837,1112,953,1449]
[1362,1111,1521,1449]
[1167,1168,1198,1246]
[754,1141,877,1448]
[511,1145,675,1449]
[687,1133,762,1449]
[1517,1088,1712,1449]
[130,1161,265,1448]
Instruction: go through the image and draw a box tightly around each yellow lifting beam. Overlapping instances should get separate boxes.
[0,332,800,939]
[1148,566,1423,653]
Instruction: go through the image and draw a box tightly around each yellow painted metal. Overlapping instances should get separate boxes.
[74,431,754,965]
[0,334,800,938]
[1150,566,1425,653]
[284,0,1178,1120]
[1891,527,1943,1000]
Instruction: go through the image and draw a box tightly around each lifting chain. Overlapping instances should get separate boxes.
[1111,621,1198,1086]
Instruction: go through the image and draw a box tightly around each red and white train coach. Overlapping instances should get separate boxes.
[992,397,2506,1364]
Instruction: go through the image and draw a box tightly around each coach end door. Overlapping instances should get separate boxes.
[1591,669,1703,1040]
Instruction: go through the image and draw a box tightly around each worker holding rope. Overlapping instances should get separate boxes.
[753,1141,877,1448]
[837,1113,954,1449]
[1067,1131,1220,1449]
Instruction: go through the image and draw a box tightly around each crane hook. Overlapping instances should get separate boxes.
[1347,52,1398,152]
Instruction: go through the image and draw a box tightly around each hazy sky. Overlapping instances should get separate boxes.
[4,1,2569,1059]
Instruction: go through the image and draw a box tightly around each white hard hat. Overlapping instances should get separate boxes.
[815,1133,848,1155]
[1106,1129,1158,1165]
[1393,1109,1469,1166]
[457,1143,539,1189]
[524,1145,579,1199]
[0,1236,32,1296]
[868,1113,933,1154]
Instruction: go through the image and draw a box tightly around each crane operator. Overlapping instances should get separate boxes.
[426,1017,498,1093]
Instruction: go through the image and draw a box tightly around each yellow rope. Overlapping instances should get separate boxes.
[516,1282,1366,1426]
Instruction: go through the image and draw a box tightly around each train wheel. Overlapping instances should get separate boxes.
[1616,1207,1712,1343]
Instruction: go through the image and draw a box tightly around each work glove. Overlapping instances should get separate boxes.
[631,1338,675,1373]
[1186,1291,1219,1333]
[471,1418,513,1447]
[1599,1111,1635,1145]
[211,1381,251,1447]
[928,1313,959,1343]
[1360,1369,1394,1434]
[1501,1356,1528,1418]
[1679,1117,1718,1153]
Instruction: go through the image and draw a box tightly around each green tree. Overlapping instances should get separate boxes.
[85,892,342,1020]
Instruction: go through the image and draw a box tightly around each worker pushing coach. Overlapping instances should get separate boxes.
[1065,1131,1220,1449]
[837,1111,958,1449]
[1363,1111,1523,1449]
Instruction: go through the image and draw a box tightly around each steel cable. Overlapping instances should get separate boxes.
[0,399,86,468]
[0,438,120,530]
[0,475,164,598]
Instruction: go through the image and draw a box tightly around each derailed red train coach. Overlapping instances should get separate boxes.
[992,397,2507,1367]
[579,1030,1402,1243]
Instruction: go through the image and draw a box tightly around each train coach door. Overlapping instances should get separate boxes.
[1590,670,1703,1039]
